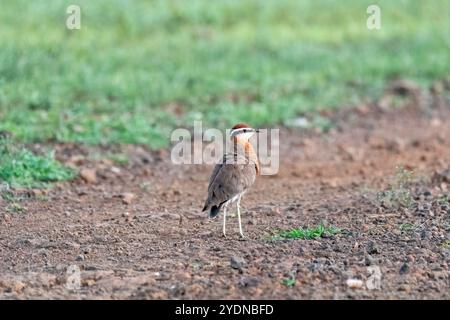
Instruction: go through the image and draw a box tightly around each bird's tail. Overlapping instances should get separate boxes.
[202,203,223,218]
[209,205,221,218]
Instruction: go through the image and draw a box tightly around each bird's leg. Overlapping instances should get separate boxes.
[237,195,245,238]
[222,204,227,238]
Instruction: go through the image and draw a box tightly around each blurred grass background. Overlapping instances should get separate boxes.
[0,0,449,147]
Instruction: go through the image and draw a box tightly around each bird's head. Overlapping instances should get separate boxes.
[229,123,258,141]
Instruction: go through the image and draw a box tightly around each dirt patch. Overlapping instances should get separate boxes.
[1,97,449,299]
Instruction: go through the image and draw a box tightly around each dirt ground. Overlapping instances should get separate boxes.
[1,91,449,299]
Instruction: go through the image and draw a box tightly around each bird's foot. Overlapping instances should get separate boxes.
[239,233,247,240]
[222,232,227,238]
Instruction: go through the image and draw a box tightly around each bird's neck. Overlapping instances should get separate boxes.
[233,137,260,175]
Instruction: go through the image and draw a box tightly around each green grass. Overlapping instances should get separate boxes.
[441,240,450,250]
[438,195,449,205]
[107,153,130,166]
[399,223,419,232]
[281,277,296,287]
[0,137,76,188]
[0,0,449,147]
[6,202,27,214]
[271,223,342,241]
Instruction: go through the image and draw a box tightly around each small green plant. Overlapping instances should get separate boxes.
[139,181,151,191]
[399,223,417,232]
[0,136,76,188]
[311,115,333,133]
[441,240,450,250]
[377,166,414,209]
[108,153,129,165]
[6,202,26,213]
[271,223,341,241]
[388,95,410,109]
[437,195,449,205]
[281,277,296,287]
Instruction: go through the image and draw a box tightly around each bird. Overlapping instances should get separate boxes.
[202,123,260,238]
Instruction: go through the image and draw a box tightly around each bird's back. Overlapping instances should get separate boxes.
[203,152,257,217]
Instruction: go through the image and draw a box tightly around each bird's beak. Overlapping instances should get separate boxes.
[254,129,260,133]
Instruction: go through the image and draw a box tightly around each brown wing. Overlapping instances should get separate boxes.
[203,153,257,212]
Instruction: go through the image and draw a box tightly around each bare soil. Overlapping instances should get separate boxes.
[1,94,449,299]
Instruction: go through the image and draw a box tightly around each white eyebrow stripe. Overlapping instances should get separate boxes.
[230,128,248,136]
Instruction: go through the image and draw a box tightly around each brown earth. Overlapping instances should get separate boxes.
[0,93,449,299]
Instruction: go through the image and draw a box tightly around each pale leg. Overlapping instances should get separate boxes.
[237,195,244,238]
[222,204,227,238]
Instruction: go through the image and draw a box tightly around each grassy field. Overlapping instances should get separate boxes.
[0,136,75,188]
[0,0,448,149]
